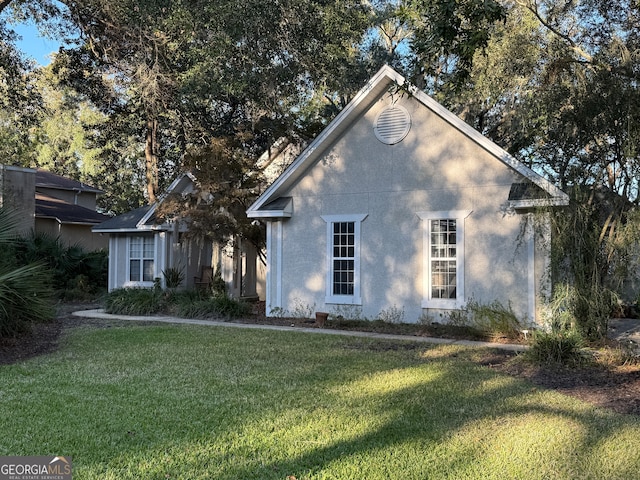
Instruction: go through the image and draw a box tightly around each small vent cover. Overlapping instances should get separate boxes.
[374,105,411,145]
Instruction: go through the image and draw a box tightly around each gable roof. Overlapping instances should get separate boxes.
[92,204,155,232]
[35,193,111,225]
[36,169,103,195]
[92,172,196,233]
[247,65,568,218]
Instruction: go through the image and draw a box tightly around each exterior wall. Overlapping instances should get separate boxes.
[0,166,35,235]
[266,92,542,324]
[106,231,214,291]
[35,219,109,250]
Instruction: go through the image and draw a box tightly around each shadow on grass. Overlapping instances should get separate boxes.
[221,348,638,479]
[5,325,639,479]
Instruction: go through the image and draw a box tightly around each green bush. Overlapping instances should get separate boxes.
[545,283,618,342]
[0,263,55,336]
[104,287,250,319]
[466,299,522,339]
[13,232,108,298]
[526,330,588,366]
[104,288,167,315]
[170,295,251,319]
[162,266,185,289]
[0,209,55,336]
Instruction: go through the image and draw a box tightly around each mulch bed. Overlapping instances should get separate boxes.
[2,303,640,416]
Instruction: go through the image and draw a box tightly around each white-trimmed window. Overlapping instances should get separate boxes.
[417,210,471,309]
[128,235,155,283]
[321,214,367,305]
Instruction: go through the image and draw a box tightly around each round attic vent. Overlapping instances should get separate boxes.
[374,105,411,145]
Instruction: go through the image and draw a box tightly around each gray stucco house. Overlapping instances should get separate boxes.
[247,65,568,324]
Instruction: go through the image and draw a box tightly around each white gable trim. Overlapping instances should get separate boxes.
[139,172,198,228]
[247,65,568,218]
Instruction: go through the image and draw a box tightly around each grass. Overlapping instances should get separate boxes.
[1,324,640,479]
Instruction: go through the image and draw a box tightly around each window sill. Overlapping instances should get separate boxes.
[325,295,362,306]
[422,299,464,310]
[124,281,155,289]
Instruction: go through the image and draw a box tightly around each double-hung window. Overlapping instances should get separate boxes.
[129,235,155,283]
[417,210,471,309]
[321,214,367,305]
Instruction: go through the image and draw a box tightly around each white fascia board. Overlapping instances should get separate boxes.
[92,227,159,234]
[247,210,292,219]
[138,172,197,227]
[137,206,157,228]
[510,198,570,210]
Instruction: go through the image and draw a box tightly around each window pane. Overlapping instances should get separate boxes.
[129,237,141,257]
[130,260,140,281]
[143,260,154,282]
[333,257,354,296]
[431,260,456,299]
[143,237,154,257]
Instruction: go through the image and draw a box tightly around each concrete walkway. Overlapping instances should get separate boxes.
[72,309,528,353]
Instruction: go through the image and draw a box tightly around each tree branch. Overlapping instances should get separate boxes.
[515,0,594,65]
[0,0,14,14]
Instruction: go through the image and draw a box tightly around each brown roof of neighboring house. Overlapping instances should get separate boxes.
[35,169,103,195]
[35,193,111,225]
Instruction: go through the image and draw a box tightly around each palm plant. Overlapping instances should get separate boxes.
[0,208,54,336]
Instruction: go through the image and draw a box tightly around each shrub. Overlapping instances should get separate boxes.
[377,304,405,324]
[105,288,251,319]
[289,298,316,319]
[526,330,588,366]
[13,231,108,298]
[0,209,55,336]
[545,283,618,342]
[163,266,185,289]
[0,263,55,336]
[466,299,521,339]
[104,288,166,315]
[168,290,251,318]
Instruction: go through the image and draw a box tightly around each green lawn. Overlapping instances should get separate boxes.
[1,323,639,479]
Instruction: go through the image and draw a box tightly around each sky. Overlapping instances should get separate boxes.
[12,21,63,66]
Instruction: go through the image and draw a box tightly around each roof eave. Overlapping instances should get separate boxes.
[510,197,570,210]
[92,225,165,233]
[246,210,292,219]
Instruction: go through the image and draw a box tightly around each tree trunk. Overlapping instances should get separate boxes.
[0,0,13,14]
[145,117,158,203]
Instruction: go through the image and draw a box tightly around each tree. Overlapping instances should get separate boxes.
[400,0,506,92]
[0,21,42,166]
[441,0,640,339]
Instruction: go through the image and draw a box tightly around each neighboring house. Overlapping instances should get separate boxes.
[247,65,569,325]
[35,169,110,250]
[93,173,263,297]
[0,165,109,250]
